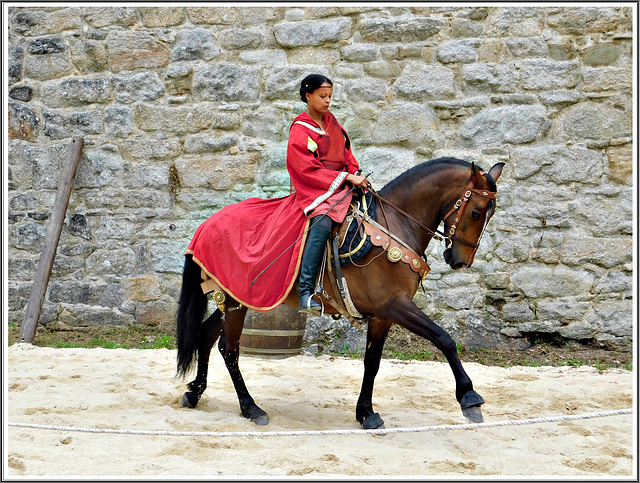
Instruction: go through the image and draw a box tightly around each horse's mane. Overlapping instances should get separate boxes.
[379,157,496,195]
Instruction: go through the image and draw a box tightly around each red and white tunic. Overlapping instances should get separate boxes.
[186,111,360,311]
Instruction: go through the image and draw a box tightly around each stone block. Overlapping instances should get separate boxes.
[463,63,516,92]
[27,36,66,55]
[552,101,631,141]
[274,18,351,47]
[10,222,47,251]
[93,216,137,241]
[49,280,125,307]
[123,163,171,190]
[136,300,176,327]
[8,46,24,85]
[561,236,632,269]
[172,28,220,61]
[184,134,239,154]
[42,77,111,107]
[548,42,577,61]
[484,7,543,37]
[123,136,181,160]
[359,147,416,188]
[67,37,110,74]
[450,18,484,37]
[107,30,170,72]
[595,271,631,294]
[23,52,74,81]
[606,143,632,185]
[437,39,480,64]
[133,104,215,134]
[10,7,83,36]
[582,42,624,66]
[186,7,241,25]
[8,103,38,142]
[372,102,439,146]
[124,275,162,302]
[511,265,594,298]
[86,248,136,276]
[460,105,546,146]
[341,44,379,63]
[67,213,92,240]
[345,77,387,103]
[57,306,134,327]
[74,145,123,189]
[105,107,134,138]
[519,59,580,90]
[175,153,258,189]
[358,17,442,43]
[218,28,262,50]
[504,37,547,58]
[139,7,186,27]
[510,145,603,183]
[394,63,456,100]
[582,66,633,92]
[113,72,165,104]
[83,7,138,28]
[193,64,261,102]
[546,7,622,35]
[42,109,104,139]
[150,240,189,274]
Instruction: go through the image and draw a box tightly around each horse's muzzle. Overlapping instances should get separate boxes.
[443,248,467,270]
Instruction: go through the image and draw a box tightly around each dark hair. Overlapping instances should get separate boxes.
[299,74,333,103]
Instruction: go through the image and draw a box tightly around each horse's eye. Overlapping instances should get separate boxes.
[471,211,481,220]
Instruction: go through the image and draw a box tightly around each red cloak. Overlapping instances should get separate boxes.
[186,111,360,311]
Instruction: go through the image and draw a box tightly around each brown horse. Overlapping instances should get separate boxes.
[176,157,504,429]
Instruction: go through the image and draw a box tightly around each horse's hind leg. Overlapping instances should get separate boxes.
[218,305,269,426]
[182,310,223,408]
[356,318,392,429]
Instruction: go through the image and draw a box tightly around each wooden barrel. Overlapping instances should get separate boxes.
[240,304,307,359]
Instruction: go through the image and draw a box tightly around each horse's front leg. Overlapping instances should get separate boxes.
[218,305,269,426]
[356,318,392,429]
[381,295,485,423]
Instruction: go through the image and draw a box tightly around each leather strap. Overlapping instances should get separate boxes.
[362,220,431,278]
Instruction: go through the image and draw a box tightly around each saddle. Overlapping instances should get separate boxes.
[318,190,431,327]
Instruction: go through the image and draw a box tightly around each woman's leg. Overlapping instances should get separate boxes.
[298,215,332,314]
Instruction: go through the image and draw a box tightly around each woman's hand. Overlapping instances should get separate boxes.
[346,173,371,189]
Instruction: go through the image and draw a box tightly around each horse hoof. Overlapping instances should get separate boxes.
[251,414,270,426]
[182,392,198,408]
[462,406,484,423]
[362,412,385,430]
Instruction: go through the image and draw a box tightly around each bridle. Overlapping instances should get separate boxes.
[441,181,496,250]
[370,178,497,251]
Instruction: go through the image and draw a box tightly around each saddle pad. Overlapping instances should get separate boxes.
[337,190,376,265]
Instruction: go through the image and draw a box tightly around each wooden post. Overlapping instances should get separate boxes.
[19,137,84,344]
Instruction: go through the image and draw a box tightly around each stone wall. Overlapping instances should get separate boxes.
[7,6,633,351]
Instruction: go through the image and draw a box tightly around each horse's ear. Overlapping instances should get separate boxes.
[470,162,484,185]
[488,162,505,182]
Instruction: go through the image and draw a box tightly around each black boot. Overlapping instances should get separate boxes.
[298,215,332,314]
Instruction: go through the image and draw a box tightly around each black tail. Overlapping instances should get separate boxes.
[176,255,209,378]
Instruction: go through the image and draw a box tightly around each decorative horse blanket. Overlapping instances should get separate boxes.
[186,191,378,312]
[186,194,310,312]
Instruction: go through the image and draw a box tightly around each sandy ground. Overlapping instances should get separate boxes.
[4,344,637,479]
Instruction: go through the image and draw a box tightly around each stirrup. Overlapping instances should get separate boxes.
[299,293,324,316]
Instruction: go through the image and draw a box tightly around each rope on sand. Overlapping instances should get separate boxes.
[8,408,633,438]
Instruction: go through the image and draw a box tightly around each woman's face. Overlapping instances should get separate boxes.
[306,83,332,114]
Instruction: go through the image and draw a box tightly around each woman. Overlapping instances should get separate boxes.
[186,74,368,315]
[288,74,370,313]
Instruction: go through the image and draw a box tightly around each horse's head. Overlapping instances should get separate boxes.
[442,162,504,270]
